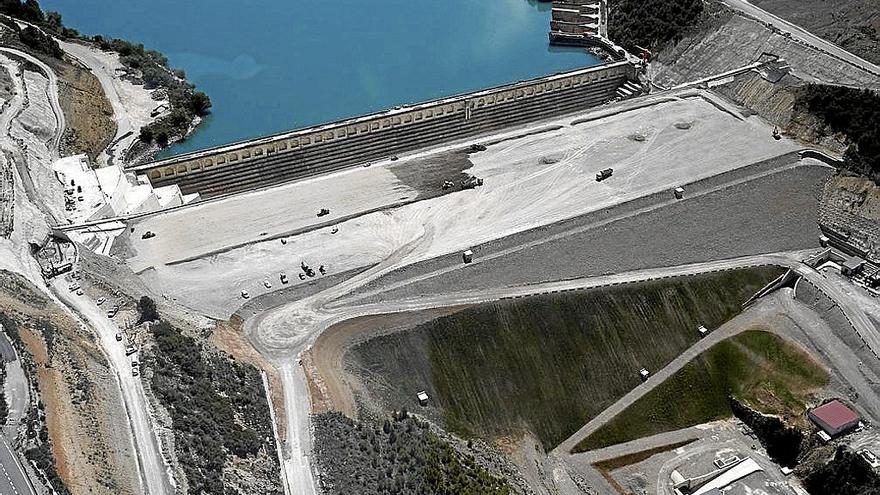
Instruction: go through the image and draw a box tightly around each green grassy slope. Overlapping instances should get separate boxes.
[350,266,784,451]
[576,329,828,452]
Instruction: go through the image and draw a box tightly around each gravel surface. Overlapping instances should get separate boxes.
[355,159,831,302]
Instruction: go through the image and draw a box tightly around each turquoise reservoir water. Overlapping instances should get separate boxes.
[41,0,601,156]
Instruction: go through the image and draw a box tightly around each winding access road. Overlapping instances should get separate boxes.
[0,47,65,153]
[57,40,135,167]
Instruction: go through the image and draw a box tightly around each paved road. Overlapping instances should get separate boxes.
[50,278,173,495]
[0,436,32,495]
[0,329,34,495]
[721,0,880,77]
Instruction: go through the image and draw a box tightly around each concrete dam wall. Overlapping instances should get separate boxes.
[133,61,637,198]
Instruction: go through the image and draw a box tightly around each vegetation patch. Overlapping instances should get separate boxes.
[608,0,705,51]
[795,85,880,182]
[577,329,828,453]
[313,410,511,495]
[350,266,784,451]
[149,320,281,495]
[804,446,880,495]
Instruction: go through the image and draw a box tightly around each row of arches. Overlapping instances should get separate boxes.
[146,63,630,181]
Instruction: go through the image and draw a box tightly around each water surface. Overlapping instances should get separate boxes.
[42,0,601,156]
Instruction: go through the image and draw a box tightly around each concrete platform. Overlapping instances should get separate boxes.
[128,91,800,318]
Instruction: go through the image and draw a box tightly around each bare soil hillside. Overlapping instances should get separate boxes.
[751,0,880,65]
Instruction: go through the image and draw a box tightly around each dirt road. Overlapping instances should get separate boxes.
[0,331,34,495]
[57,40,158,167]
[0,47,65,153]
[50,278,173,495]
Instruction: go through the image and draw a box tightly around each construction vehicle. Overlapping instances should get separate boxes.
[68,283,80,292]
[469,143,487,152]
[442,180,455,190]
[390,155,399,161]
[317,208,330,217]
[596,168,613,181]
[125,345,137,356]
[460,175,484,189]
[331,226,339,234]
[107,306,118,318]
[76,289,84,296]
[674,187,685,199]
[280,238,287,245]
[772,127,781,140]
[280,273,288,284]
[96,297,106,306]
[264,280,272,289]
[132,368,139,377]
[299,273,306,280]
[319,265,326,275]
[463,250,473,263]
[141,231,156,240]
[115,332,123,342]
[241,290,249,299]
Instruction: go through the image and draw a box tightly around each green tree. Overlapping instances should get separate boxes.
[189,91,212,116]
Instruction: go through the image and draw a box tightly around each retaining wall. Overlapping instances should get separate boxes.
[134,61,637,198]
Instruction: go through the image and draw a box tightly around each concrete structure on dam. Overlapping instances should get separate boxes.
[131,60,640,198]
[549,0,608,46]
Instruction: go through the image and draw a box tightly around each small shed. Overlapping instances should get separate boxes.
[809,400,860,437]
[462,250,474,264]
[417,391,429,406]
[841,257,866,277]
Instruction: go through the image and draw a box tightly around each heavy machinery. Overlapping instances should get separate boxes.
[141,231,156,240]
[460,174,484,189]
[596,168,613,181]
[317,208,330,217]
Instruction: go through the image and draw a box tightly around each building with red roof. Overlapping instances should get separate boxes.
[808,400,860,438]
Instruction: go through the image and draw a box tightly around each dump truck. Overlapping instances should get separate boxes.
[596,168,613,181]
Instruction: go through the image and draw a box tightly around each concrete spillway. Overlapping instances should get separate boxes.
[132,61,638,198]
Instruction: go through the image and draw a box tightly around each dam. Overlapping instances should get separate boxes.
[132,59,641,198]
